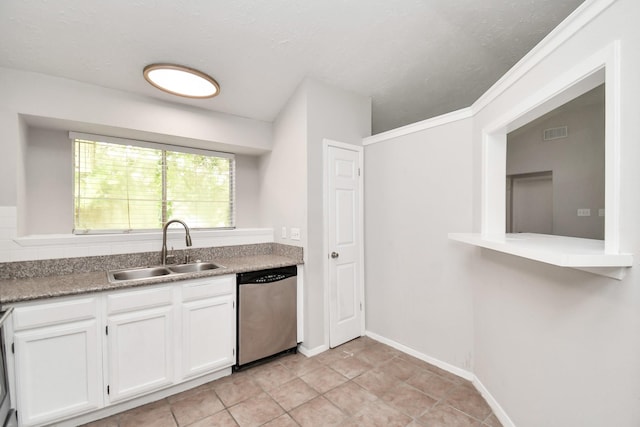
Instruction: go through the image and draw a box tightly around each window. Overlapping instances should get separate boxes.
[449,42,632,277]
[72,133,235,233]
[506,84,605,240]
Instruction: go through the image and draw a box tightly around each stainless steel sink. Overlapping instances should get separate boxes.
[108,262,222,282]
[168,262,220,274]
[108,266,172,282]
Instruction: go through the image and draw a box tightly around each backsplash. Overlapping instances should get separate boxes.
[0,243,303,280]
[0,206,276,262]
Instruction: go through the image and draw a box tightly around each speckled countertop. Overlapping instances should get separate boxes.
[0,243,303,306]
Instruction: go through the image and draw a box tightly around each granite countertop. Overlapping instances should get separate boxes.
[0,244,303,306]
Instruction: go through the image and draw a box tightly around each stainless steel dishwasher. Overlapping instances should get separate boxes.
[236,266,297,369]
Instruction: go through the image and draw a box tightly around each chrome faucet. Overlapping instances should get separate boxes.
[161,219,192,265]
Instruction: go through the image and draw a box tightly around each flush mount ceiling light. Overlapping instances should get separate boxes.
[143,64,220,98]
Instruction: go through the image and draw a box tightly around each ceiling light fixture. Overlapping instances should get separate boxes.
[143,64,220,99]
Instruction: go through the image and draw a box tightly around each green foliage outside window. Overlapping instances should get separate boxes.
[74,138,234,232]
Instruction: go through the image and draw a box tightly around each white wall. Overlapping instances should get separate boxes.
[365,0,640,427]
[364,118,475,370]
[305,79,371,349]
[259,78,371,351]
[258,82,308,247]
[0,110,20,206]
[471,1,640,425]
[364,1,640,425]
[25,128,73,234]
[234,155,262,228]
[0,68,272,160]
[15,114,28,237]
[0,65,272,213]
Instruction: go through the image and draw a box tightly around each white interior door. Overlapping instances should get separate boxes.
[326,142,363,348]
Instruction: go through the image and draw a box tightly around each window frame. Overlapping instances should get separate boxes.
[70,132,236,234]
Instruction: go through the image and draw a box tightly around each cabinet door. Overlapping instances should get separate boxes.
[181,293,235,379]
[106,305,174,403]
[14,320,103,426]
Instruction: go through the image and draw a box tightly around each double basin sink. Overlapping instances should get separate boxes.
[108,262,221,283]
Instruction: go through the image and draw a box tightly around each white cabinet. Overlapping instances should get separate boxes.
[6,274,236,427]
[11,298,103,427]
[180,276,235,379]
[106,286,174,402]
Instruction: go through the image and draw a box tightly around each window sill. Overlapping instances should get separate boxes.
[14,228,274,247]
[448,233,632,280]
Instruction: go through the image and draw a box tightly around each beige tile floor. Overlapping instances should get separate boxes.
[84,337,502,427]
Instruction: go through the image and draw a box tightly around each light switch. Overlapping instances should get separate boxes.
[281,226,287,239]
[577,208,591,217]
[290,227,301,241]
[598,208,605,217]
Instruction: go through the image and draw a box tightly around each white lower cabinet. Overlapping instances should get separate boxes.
[180,276,235,379]
[106,286,175,403]
[11,298,103,427]
[7,274,236,427]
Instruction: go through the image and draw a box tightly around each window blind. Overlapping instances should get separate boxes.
[72,133,235,233]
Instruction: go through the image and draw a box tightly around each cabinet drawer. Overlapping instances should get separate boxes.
[107,285,173,315]
[13,297,98,331]
[181,275,234,302]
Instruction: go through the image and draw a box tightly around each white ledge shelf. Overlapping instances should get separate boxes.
[448,233,632,280]
[13,228,274,247]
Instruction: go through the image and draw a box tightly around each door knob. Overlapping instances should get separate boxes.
[330,252,339,259]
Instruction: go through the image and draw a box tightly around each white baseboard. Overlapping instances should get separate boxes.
[473,376,516,427]
[297,342,329,357]
[365,330,515,427]
[365,330,474,381]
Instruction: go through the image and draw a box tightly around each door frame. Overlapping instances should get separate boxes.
[506,170,553,233]
[322,139,365,348]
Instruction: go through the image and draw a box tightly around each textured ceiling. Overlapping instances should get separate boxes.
[0,0,585,134]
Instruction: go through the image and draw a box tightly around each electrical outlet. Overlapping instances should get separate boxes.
[577,208,591,217]
[290,227,301,241]
[281,226,287,239]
